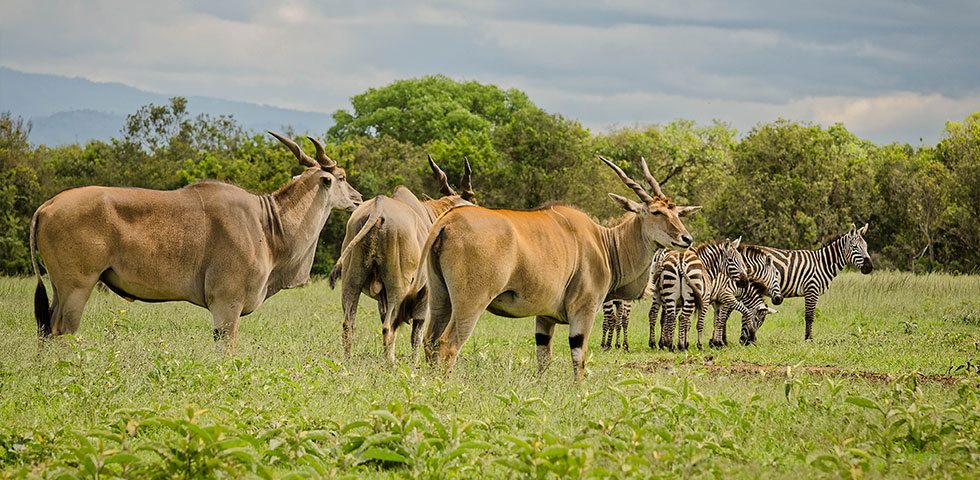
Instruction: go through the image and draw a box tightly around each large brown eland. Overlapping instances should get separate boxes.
[396,156,700,381]
[30,132,362,352]
[328,155,476,361]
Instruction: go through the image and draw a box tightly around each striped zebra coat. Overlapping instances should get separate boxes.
[652,239,748,350]
[599,249,668,351]
[600,299,632,350]
[747,223,872,340]
[708,246,784,347]
[736,283,779,345]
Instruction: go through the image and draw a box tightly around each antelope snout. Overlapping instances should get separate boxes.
[673,234,693,248]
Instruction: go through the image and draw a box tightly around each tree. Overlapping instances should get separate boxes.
[935,112,980,272]
[593,120,736,238]
[708,121,876,249]
[872,145,950,271]
[328,75,534,145]
[489,108,617,215]
[0,113,51,274]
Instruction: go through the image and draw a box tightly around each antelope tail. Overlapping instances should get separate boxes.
[328,211,385,290]
[31,209,51,337]
[395,224,445,327]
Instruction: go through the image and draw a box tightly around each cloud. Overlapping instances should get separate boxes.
[514,82,978,144]
[1,0,978,144]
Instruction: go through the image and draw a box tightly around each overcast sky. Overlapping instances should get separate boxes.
[2,0,978,144]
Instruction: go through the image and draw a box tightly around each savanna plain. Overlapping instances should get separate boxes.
[1,271,979,478]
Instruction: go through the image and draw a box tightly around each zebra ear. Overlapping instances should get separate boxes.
[766,307,778,314]
[849,223,857,233]
[858,223,868,235]
[731,236,742,249]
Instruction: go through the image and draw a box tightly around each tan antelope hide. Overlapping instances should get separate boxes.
[30,132,362,352]
[397,156,701,381]
[328,156,476,361]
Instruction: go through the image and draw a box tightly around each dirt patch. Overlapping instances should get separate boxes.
[624,358,968,385]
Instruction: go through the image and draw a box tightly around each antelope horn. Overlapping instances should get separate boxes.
[639,157,666,198]
[598,155,654,203]
[460,157,476,202]
[268,131,318,168]
[306,136,336,169]
[427,154,457,196]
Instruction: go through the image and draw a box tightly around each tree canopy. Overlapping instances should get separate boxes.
[2,77,978,275]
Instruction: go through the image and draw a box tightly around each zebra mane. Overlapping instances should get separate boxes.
[748,277,768,291]
[740,244,770,258]
[820,233,848,248]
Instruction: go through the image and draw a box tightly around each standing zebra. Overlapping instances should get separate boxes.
[653,239,748,350]
[708,247,784,347]
[652,249,705,351]
[746,223,873,340]
[600,300,632,350]
[600,249,668,351]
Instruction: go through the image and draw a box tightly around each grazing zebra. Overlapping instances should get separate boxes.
[747,223,873,340]
[653,239,748,350]
[738,284,779,345]
[600,300,632,350]
[708,247,784,347]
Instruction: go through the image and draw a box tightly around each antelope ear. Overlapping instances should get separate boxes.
[608,193,643,213]
[858,223,868,235]
[732,236,742,249]
[678,205,702,217]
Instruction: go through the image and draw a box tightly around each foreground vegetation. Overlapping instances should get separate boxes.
[1,271,978,478]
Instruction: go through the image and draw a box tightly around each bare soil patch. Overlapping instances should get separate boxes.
[624,358,970,385]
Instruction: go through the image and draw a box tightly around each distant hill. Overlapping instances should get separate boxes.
[0,66,333,146]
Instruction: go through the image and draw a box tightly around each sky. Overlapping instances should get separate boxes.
[1,0,978,145]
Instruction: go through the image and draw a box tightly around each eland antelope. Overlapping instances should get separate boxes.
[30,132,361,352]
[328,156,476,361]
[396,156,700,381]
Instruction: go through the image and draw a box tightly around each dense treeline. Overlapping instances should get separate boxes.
[2,76,978,275]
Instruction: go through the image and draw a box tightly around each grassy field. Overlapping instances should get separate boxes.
[1,271,978,478]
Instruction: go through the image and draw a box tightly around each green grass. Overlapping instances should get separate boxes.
[1,271,978,478]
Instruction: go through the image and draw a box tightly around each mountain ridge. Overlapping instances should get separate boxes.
[0,66,333,146]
